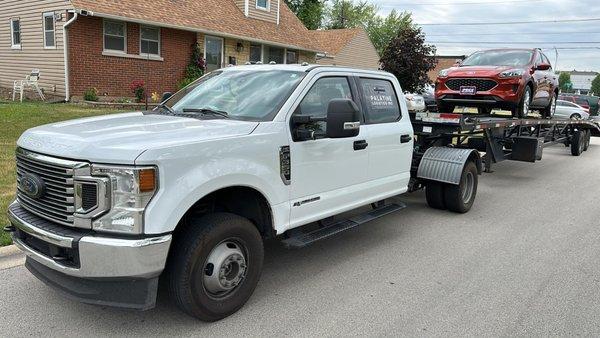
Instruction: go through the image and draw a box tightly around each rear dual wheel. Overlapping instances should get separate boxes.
[571,130,585,156]
[425,162,478,213]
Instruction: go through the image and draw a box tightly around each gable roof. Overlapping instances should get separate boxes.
[310,28,363,55]
[69,0,321,52]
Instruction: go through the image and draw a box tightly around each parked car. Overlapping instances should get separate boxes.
[559,95,590,112]
[579,95,600,116]
[554,100,590,120]
[420,84,437,112]
[405,93,426,112]
[435,48,559,118]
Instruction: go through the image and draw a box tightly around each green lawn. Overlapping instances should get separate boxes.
[0,102,126,246]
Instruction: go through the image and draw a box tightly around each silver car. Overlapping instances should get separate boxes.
[405,93,426,112]
[554,100,590,120]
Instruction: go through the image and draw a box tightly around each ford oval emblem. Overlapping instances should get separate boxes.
[20,173,46,199]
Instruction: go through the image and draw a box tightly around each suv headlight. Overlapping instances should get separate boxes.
[91,165,158,234]
[499,69,525,78]
[438,69,451,78]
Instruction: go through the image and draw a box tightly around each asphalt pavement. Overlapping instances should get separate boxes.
[2,139,600,337]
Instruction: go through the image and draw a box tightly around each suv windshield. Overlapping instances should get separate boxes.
[162,69,306,121]
[461,50,534,67]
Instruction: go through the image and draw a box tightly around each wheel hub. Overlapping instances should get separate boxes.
[203,241,247,296]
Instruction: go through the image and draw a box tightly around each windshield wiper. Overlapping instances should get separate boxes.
[181,108,230,119]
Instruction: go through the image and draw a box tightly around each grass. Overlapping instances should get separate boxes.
[0,102,126,246]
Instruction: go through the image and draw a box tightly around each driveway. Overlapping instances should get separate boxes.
[2,140,600,337]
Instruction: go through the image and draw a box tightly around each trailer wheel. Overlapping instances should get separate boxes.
[168,213,264,322]
[444,162,478,213]
[571,130,585,156]
[583,130,591,151]
[425,182,446,210]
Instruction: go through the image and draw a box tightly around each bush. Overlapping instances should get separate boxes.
[178,43,206,89]
[129,80,146,103]
[83,88,98,101]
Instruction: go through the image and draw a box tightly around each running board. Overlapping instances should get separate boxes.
[282,202,407,249]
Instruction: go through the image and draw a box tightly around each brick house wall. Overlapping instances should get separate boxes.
[428,56,466,82]
[68,16,196,98]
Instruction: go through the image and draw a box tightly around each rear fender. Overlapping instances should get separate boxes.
[417,147,482,185]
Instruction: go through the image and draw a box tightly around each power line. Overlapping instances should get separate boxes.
[428,41,600,44]
[392,0,548,5]
[426,31,600,37]
[419,17,600,26]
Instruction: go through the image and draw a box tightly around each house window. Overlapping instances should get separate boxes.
[140,26,160,56]
[286,50,298,64]
[10,18,21,49]
[256,0,269,10]
[103,20,126,53]
[43,12,55,48]
[266,46,284,64]
[250,44,262,63]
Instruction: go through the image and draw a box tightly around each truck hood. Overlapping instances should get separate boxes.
[17,112,259,164]
[446,65,518,77]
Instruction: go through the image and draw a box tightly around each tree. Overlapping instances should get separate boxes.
[365,10,413,56]
[380,25,437,93]
[285,0,326,30]
[558,72,572,92]
[324,0,379,29]
[591,74,600,96]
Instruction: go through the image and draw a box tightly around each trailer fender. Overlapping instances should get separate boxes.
[417,147,482,185]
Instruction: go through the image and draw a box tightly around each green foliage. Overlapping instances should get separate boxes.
[285,0,326,30]
[380,25,437,93]
[179,43,206,89]
[558,72,572,92]
[324,0,379,29]
[591,74,600,96]
[83,87,98,101]
[366,9,413,56]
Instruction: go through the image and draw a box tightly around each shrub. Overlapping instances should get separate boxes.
[178,43,206,89]
[129,80,146,103]
[83,88,98,101]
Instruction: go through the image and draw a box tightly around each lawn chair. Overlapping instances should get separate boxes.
[13,69,46,102]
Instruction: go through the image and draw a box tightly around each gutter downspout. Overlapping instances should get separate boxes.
[63,11,78,102]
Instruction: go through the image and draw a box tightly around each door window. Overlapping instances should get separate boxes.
[205,36,223,72]
[295,77,353,134]
[359,78,401,124]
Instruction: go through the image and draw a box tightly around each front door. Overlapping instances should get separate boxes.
[205,36,223,72]
[288,75,370,228]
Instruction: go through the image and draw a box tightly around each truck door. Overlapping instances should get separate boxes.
[287,75,370,228]
[357,77,413,194]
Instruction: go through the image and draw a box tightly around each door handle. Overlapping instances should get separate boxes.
[353,140,368,151]
[401,134,412,143]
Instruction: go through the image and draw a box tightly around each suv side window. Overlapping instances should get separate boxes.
[541,53,552,69]
[359,78,401,124]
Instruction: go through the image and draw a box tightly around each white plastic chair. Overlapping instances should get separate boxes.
[13,69,46,102]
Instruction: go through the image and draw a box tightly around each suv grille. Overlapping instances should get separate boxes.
[446,78,498,92]
[16,149,79,226]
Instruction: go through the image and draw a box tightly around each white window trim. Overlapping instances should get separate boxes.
[43,12,56,49]
[10,18,21,49]
[103,19,127,54]
[256,0,270,11]
[204,35,224,69]
[139,25,161,57]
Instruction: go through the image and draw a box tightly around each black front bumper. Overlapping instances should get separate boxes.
[26,258,159,310]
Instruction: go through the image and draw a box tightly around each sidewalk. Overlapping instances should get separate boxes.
[0,245,25,270]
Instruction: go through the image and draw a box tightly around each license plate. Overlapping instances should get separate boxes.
[460,86,477,95]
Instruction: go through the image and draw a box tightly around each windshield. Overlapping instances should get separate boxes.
[461,50,533,67]
[163,69,306,121]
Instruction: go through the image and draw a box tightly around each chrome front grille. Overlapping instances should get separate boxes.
[16,149,80,226]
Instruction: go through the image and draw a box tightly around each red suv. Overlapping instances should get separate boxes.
[435,48,559,118]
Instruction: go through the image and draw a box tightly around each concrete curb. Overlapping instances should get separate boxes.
[0,245,25,270]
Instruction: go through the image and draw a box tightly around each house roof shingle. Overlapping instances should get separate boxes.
[69,0,322,51]
[310,28,363,55]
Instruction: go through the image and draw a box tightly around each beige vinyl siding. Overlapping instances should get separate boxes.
[248,0,278,23]
[0,0,73,98]
[317,30,380,70]
[234,0,246,14]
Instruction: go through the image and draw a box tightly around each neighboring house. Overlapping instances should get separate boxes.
[428,55,466,82]
[564,70,598,95]
[313,28,380,70]
[1,0,325,100]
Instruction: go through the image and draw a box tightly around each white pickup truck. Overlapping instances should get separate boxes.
[6,65,481,321]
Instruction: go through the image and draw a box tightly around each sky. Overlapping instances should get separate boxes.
[375,0,599,72]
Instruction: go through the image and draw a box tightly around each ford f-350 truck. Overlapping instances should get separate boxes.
[6,65,484,321]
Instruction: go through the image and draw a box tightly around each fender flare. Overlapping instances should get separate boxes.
[417,147,482,185]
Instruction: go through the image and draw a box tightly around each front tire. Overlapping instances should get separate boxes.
[541,92,557,119]
[513,86,532,119]
[168,213,264,322]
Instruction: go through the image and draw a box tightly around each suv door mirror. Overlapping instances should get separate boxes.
[326,99,361,138]
[536,63,551,71]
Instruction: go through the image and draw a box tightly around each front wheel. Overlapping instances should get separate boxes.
[541,92,557,119]
[444,162,478,213]
[513,86,532,119]
[168,213,264,322]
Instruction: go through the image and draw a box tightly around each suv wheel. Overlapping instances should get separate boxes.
[513,86,532,119]
[541,93,557,119]
[168,213,264,321]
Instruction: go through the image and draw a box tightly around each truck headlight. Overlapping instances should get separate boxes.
[499,69,525,78]
[91,165,158,234]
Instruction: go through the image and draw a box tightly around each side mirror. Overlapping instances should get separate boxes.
[326,99,361,138]
[453,59,462,67]
[536,63,551,71]
[161,92,173,102]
